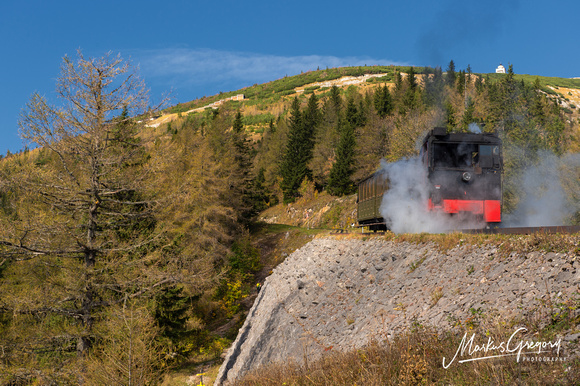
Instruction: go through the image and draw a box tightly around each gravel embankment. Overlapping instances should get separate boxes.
[215,238,579,385]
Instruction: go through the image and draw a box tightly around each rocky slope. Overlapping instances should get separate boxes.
[215,237,579,385]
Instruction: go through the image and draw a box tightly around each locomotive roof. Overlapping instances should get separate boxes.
[423,128,501,145]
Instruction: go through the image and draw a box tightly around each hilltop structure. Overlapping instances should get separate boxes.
[496,63,506,74]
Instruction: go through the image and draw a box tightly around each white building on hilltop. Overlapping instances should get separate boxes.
[496,64,506,74]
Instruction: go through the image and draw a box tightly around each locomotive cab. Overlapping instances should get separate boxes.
[422,127,503,225]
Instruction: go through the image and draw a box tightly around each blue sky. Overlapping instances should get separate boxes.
[1,0,579,154]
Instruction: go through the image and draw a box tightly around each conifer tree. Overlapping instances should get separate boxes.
[248,167,271,213]
[423,66,444,107]
[456,70,466,96]
[233,110,244,134]
[154,285,190,340]
[374,84,393,118]
[403,66,420,111]
[461,97,476,129]
[330,85,342,109]
[280,97,315,202]
[327,97,358,196]
[446,60,456,87]
[231,110,259,221]
[303,93,321,146]
[394,69,404,97]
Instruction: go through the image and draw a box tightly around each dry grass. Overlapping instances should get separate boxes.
[234,316,579,386]
[328,231,580,257]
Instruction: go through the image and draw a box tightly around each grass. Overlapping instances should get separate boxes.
[259,190,358,230]
[484,73,580,90]
[234,303,580,385]
[340,230,580,258]
[165,69,580,116]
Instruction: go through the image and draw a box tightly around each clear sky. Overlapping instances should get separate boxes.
[1,0,579,154]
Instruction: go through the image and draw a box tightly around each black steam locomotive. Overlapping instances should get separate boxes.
[357,127,503,231]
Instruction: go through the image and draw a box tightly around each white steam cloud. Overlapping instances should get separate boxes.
[378,152,580,234]
[504,152,580,227]
[378,157,483,233]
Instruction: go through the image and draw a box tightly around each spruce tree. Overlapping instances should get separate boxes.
[462,97,476,130]
[446,60,456,87]
[456,70,466,96]
[423,66,444,107]
[327,97,358,196]
[329,85,342,112]
[233,110,244,134]
[374,84,393,118]
[403,66,419,111]
[303,93,321,146]
[394,70,404,97]
[231,110,259,221]
[280,97,315,202]
[154,285,190,339]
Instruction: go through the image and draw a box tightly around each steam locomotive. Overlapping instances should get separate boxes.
[357,127,503,231]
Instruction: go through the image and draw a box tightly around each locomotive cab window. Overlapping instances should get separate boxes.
[479,145,492,168]
[432,142,479,169]
[492,146,501,168]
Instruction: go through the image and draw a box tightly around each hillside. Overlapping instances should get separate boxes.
[1,57,580,385]
[149,70,580,134]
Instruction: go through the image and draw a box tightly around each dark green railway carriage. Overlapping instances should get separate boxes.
[357,170,388,231]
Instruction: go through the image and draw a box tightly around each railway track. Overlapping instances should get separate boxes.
[338,225,580,235]
[459,225,580,235]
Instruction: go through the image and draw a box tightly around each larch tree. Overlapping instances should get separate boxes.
[0,51,169,381]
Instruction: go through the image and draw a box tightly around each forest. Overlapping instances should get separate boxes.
[0,52,578,384]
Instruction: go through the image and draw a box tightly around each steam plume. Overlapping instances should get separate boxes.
[378,157,482,233]
[504,152,580,227]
